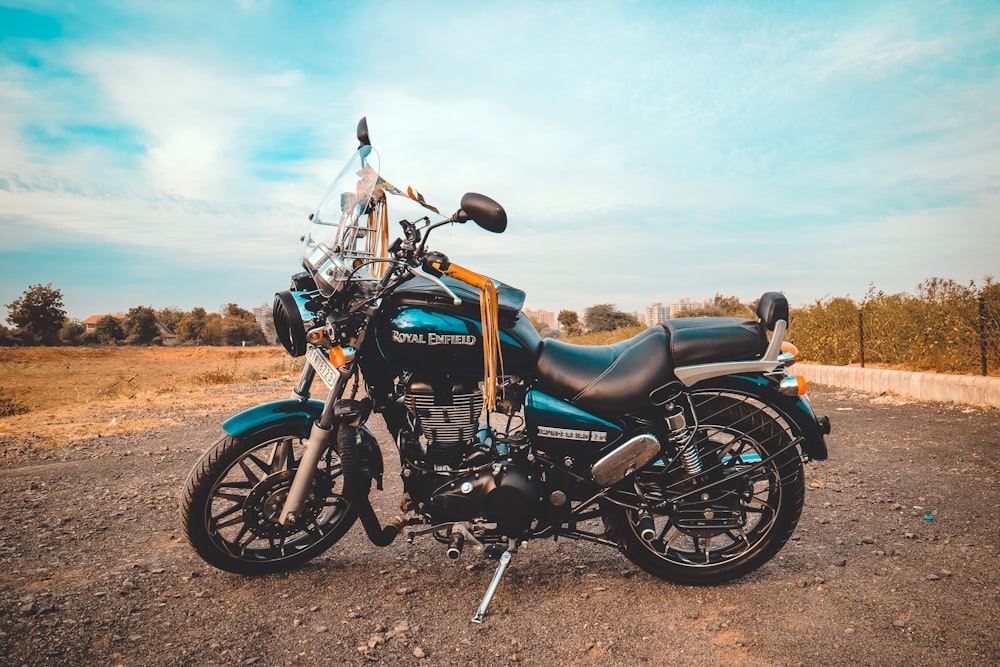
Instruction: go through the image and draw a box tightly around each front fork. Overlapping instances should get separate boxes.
[278,361,351,525]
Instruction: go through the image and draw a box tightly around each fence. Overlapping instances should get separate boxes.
[788,286,1000,377]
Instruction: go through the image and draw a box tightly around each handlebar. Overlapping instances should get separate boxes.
[407,264,462,305]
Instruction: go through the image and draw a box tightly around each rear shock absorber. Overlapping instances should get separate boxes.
[666,402,702,476]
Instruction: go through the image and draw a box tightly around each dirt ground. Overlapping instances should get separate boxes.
[1,377,998,666]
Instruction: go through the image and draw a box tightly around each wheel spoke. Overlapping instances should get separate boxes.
[234,526,254,553]
[214,491,249,505]
[214,514,246,530]
[238,459,262,486]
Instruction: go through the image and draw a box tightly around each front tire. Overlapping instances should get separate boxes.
[606,387,805,584]
[180,425,357,575]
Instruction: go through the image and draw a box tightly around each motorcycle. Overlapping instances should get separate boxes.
[180,118,830,623]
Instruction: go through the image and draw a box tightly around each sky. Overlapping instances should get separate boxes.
[1,0,998,322]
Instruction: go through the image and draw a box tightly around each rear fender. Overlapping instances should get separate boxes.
[695,375,830,462]
[221,399,384,485]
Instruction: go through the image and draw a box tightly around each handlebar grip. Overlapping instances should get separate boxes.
[423,250,450,275]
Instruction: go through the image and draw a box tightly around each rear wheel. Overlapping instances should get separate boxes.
[606,388,805,584]
[180,425,357,574]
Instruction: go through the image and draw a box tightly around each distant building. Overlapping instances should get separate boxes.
[81,313,126,334]
[154,321,178,346]
[645,302,668,326]
[524,308,559,332]
[668,298,700,318]
[253,302,277,344]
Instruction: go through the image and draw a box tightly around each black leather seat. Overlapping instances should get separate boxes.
[534,318,768,415]
[665,317,766,367]
[535,326,671,415]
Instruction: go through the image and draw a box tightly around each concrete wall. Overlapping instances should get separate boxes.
[790,362,1000,409]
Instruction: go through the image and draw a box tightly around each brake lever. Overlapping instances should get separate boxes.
[408,265,462,305]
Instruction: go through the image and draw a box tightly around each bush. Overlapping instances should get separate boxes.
[0,389,29,417]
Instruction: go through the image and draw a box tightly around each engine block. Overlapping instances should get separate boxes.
[404,379,483,466]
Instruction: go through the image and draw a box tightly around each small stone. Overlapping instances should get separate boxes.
[860,537,875,544]
[926,574,941,581]
[893,620,907,628]
[412,647,426,659]
[833,558,847,567]
[396,587,415,596]
[388,620,409,638]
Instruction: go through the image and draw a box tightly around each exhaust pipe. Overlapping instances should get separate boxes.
[591,434,660,487]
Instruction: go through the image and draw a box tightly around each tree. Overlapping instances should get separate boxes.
[176,307,208,344]
[221,303,266,346]
[678,294,753,319]
[157,307,185,333]
[557,309,582,337]
[202,313,225,345]
[5,283,66,345]
[94,315,125,344]
[124,306,160,345]
[0,324,20,346]
[60,320,85,345]
[583,304,639,333]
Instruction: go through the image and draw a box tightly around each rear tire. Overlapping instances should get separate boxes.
[606,387,805,584]
[180,425,357,575]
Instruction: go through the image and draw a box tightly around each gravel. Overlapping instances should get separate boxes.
[1,385,998,666]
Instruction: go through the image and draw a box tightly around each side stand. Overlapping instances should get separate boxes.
[471,545,516,624]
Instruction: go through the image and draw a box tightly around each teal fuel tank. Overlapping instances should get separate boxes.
[374,274,541,379]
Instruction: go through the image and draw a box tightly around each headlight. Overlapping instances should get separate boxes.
[272,290,310,357]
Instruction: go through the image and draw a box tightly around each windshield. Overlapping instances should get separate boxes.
[302,146,379,260]
[301,146,382,295]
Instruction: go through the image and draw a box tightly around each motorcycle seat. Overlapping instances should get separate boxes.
[535,326,671,414]
[665,317,767,367]
[535,318,767,414]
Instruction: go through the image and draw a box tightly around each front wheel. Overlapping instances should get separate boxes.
[605,387,805,584]
[180,425,357,574]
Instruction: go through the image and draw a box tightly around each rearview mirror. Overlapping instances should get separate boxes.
[454,192,507,233]
[357,117,370,148]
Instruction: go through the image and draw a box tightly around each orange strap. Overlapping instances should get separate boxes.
[432,261,502,417]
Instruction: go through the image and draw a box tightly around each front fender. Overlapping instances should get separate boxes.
[222,398,325,437]
[697,375,830,462]
[220,399,386,487]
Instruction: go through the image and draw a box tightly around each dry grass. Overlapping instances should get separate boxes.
[0,346,304,453]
